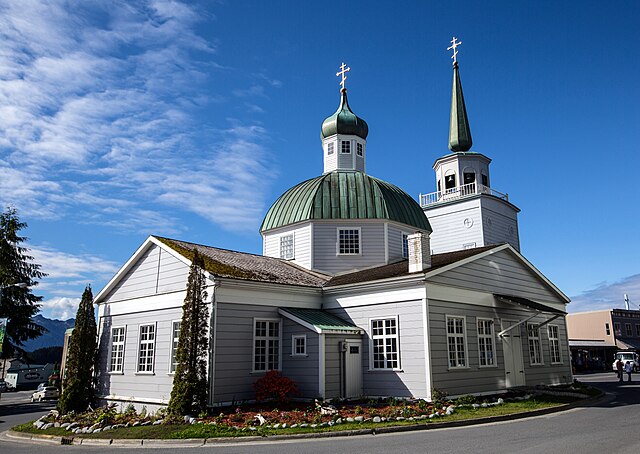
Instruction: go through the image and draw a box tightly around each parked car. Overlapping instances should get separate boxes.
[36,382,48,392]
[612,351,639,372]
[0,380,7,392]
[31,386,59,402]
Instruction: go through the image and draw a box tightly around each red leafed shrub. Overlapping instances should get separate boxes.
[253,370,299,403]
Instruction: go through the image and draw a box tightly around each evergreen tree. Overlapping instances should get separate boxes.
[167,250,209,417]
[0,206,45,357]
[58,286,97,414]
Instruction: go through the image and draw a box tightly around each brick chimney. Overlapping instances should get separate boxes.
[408,232,431,273]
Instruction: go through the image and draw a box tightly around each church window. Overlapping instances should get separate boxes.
[481,173,489,187]
[402,233,409,258]
[527,323,543,365]
[292,335,306,356]
[626,323,633,336]
[447,316,467,368]
[280,234,294,260]
[356,143,363,156]
[137,324,156,373]
[341,140,351,153]
[253,319,280,372]
[444,172,456,190]
[477,318,496,367]
[170,321,181,373]
[338,228,360,254]
[548,325,562,364]
[371,317,399,369]
[605,323,610,335]
[327,142,334,155]
[109,326,125,373]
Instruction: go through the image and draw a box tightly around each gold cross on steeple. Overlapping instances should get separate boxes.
[336,62,351,90]
[447,37,462,65]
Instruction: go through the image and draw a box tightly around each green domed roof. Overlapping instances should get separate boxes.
[260,171,431,232]
[321,89,369,140]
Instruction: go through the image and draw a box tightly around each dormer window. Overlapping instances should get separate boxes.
[327,142,334,155]
[341,141,351,154]
[356,143,363,157]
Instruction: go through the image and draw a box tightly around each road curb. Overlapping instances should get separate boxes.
[6,392,606,447]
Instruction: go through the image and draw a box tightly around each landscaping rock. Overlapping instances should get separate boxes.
[354,416,364,422]
[132,421,140,427]
[281,423,287,428]
[103,425,112,431]
[481,403,488,408]
[428,414,435,419]
[153,420,163,425]
[249,427,257,431]
[396,417,405,421]
[89,423,101,431]
[273,423,280,429]
[254,414,267,426]
[141,421,151,426]
[93,428,102,433]
[54,422,61,428]
[446,406,455,415]
[60,423,70,429]
[300,423,308,428]
[346,417,354,423]
[335,418,342,424]
[291,424,298,428]
[42,423,54,430]
[497,398,505,404]
[310,424,317,428]
[472,403,480,408]
[373,416,382,423]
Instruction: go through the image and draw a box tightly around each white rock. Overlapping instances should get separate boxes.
[481,403,488,408]
[255,414,266,426]
[281,423,287,429]
[54,422,61,428]
[396,417,405,421]
[310,424,317,428]
[153,420,163,425]
[373,416,382,423]
[102,425,112,431]
[273,423,280,429]
[497,398,505,404]
[300,423,308,427]
[60,423,70,429]
[346,417,354,423]
[472,403,480,408]
[428,414,435,419]
[93,428,102,433]
[335,418,342,424]
[291,424,298,428]
[355,416,364,422]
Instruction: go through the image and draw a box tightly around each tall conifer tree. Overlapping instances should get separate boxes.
[58,286,97,414]
[167,250,209,416]
[0,206,45,356]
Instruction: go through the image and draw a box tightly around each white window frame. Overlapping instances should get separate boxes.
[337,227,361,255]
[169,320,181,374]
[291,334,307,357]
[137,323,156,374]
[527,323,544,365]
[401,232,409,259]
[109,326,126,374]
[252,318,281,373]
[356,142,363,157]
[548,324,562,364]
[625,323,633,337]
[477,318,497,368]
[446,315,468,369]
[369,316,401,370]
[279,233,294,260]
[341,140,351,154]
[327,142,334,155]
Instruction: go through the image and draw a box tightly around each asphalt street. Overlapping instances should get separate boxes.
[1,372,639,453]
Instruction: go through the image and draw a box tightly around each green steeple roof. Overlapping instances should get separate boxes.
[448,61,473,152]
[260,170,431,233]
[321,89,369,140]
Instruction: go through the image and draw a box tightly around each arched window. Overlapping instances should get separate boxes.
[463,169,476,195]
[444,170,456,190]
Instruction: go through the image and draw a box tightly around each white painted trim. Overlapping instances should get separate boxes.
[209,286,218,405]
[108,325,126,374]
[168,319,181,374]
[136,322,157,374]
[445,314,468,369]
[476,317,498,368]
[527,322,545,366]
[318,333,325,399]
[291,334,307,356]
[279,232,295,260]
[547,324,563,365]
[368,315,401,371]
[309,223,314,270]
[251,318,282,373]
[421,295,433,401]
[336,227,362,256]
[278,308,363,335]
[384,223,389,264]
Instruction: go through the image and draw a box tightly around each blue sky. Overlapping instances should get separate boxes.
[1,0,639,319]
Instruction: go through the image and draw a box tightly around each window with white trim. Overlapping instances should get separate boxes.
[170,321,181,373]
[137,324,156,373]
[280,234,294,260]
[477,318,495,367]
[327,142,334,155]
[341,140,351,153]
[446,316,467,368]
[548,325,562,364]
[338,228,360,254]
[109,327,125,373]
[527,323,543,365]
[292,335,306,356]
[371,318,399,369]
[254,320,280,372]
[402,233,409,259]
[356,143,363,156]
[626,323,633,336]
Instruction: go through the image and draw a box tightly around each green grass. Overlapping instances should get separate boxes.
[12,395,581,440]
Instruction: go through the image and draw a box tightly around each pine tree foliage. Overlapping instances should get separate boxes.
[0,206,45,357]
[58,286,97,414]
[167,250,209,416]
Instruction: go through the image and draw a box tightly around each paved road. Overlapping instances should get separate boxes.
[1,372,639,453]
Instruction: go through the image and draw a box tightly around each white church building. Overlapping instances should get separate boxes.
[94,50,572,410]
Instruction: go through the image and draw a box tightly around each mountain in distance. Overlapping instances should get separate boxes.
[22,314,75,352]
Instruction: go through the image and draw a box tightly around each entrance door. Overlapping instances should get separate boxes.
[344,340,362,398]
[501,320,525,387]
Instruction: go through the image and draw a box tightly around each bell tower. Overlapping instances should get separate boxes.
[420,38,521,254]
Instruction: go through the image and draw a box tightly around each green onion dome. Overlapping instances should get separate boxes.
[260,171,431,232]
[321,89,369,140]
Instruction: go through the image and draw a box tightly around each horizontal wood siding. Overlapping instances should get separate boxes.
[327,301,426,398]
[430,249,560,304]
[324,334,342,399]
[281,319,319,397]
[387,224,408,263]
[425,199,483,253]
[262,223,312,269]
[313,222,386,274]
[96,307,184,404]
[481,198,520,251]
[104,245,189,303]
[428,299,572,396]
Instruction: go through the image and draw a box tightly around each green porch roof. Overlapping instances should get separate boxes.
[279,307,362,333]
[260,171,432,232]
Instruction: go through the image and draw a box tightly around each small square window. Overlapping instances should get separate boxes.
[341,141,351,154]
[327,142,334,155]
[605,323,611,335]
[338,228,360,254]
[356,143,363,156]
[280,234,294,260]
[292,335,306,356]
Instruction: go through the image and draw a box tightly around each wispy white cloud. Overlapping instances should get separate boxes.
[31,247,120,280]
[40,297,80,321]
[569,274,640,312]
[0,0,277,234]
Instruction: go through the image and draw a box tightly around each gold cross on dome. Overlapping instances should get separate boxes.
[447,37,462,64]
[336,62,351,90]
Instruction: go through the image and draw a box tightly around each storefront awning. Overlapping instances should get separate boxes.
[616,338,640,350]
[494,294,566,337]
[569,340,616,348]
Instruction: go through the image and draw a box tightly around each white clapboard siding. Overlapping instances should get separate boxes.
[282,319,320,397]
[263,223,313,269]
[427,200,484,253]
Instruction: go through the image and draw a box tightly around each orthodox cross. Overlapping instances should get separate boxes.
[447,37,462,64]
[336,62,351,90]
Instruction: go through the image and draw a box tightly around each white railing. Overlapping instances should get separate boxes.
[419,183,509,207]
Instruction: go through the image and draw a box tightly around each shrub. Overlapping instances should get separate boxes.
[456,394,478,406]
[253,370,299,403]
